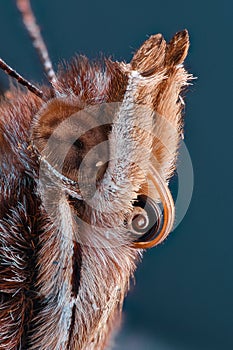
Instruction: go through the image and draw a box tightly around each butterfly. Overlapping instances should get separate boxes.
[0,1,192,349]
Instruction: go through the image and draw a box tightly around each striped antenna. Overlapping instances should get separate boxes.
[0,58,44,98]
[16,0,57,85]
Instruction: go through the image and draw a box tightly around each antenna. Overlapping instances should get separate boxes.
[0,58,44,98]
[16,0,57,85]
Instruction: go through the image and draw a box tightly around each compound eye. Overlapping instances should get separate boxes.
[128,195,162,243]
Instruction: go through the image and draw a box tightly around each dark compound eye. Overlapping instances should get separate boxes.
[128,195,162,243]
[73,138,85,150]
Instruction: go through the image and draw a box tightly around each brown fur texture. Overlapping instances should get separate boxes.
[0,31,191,350]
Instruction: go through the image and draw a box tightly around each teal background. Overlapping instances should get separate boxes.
[0,1,233,349]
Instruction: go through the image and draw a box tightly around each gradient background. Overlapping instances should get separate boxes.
[0,1,232,349]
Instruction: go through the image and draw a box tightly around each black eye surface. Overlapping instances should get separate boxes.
[73,138,85,150]
[130,195,162,243]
